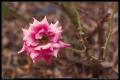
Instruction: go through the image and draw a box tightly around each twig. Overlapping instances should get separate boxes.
[97,13,111,60]
[102,3,116,60]
[55,2,88,54]
[69,47,86,53]
[55,2,104,63]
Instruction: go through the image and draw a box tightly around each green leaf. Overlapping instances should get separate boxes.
[2,3,11,16]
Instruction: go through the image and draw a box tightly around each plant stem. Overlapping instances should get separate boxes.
[57,2,88,57]
[102,3,116,59]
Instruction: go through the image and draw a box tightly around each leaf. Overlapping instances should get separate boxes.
[2,3,11,16]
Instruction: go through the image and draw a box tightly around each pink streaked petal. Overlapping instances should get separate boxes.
[32,54,44,63]
[40,16,49,26]
[29,18,40,31]
[31,17,40,26]
[23,30,35,40]
[49,21,62,33]
[28,40,39,46]
[33,49,52,63]
[18,46,25,54]
[58,41,70,48]
[57,26,62,32]
[27,46,34,53]
[33,57,44,63]
[29,17,49,31]
[49,23,54,27]
[54,21,62,32]
[48,31,55,37]
[35,34,43,40]
[22,28,28,36]
[41,48,53,56]
[54,21,59,26]
[52,43,60,48]
[53,49,59,57]
[18,41,27,54]
[30,52,40,60]
[51,33,62,42]
[23,30,39,46]
[35,29,44,39]
[35,43,51,50]
[30,24,49,34]
[43,55,52,64]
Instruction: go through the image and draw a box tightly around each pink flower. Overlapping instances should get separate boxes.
[18,16,70,64]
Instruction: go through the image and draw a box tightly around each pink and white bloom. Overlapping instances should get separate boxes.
[18,16,70,64]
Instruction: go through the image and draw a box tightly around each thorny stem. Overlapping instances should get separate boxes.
[102,3,116,60]
[70,47,86,53]
[57,2,117,63]
[70,3,84,33]
[57,2,100,61]
[59,2,85,33]
[57,2,87,54]
[69,47,103,62]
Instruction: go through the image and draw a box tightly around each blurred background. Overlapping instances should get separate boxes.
[2,2,118,79]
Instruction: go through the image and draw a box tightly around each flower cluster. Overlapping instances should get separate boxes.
[18,16,70,64]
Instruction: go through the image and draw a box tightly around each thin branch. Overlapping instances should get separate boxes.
[102,3,116,60]
[69,47,86,53]
[56,2,88,51]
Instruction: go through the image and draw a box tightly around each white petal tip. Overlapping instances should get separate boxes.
[54,55,57,58]
[18,51,21,54]
[32,17,40,24]
[40,16,49,25]
[54,21,59,26]
[33,60,35,63]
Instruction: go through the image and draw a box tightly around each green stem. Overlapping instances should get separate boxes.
[57,2,85,33]
[58,2,88,57]
[102,4,116,59]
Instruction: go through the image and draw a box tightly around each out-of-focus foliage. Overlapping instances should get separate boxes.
[2,3,11,17]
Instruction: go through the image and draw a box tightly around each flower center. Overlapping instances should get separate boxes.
[39,35,49,45]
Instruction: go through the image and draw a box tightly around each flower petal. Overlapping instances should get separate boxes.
[18,41,27,54]
[22,28,28,36]
[40,16,49,26]
[35,29,44,39]
[51,33,61,42]
[53,49,59,57]
[31,17,40,26]
[35,43,51,50]
[59,41,70,48]
[23,30,39,46]
[43,55,52,64]
[49,21,62,33]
